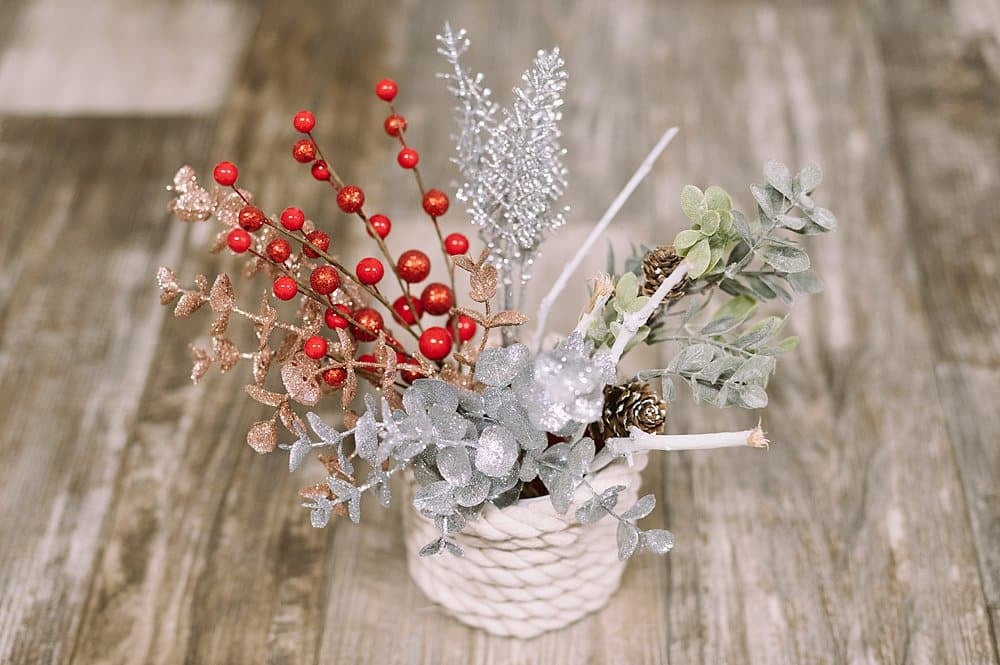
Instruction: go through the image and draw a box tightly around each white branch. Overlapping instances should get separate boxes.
[606,261,690,363]
[532,127,679,351]
[609,424,769,455]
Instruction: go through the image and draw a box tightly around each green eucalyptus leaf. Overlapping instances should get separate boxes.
[737,384,769,409]
[761,244,810,273]
[764,160,793,197]
[681,185,705,220]
[776,335,800,352]
[745,274,777,300]
[708,295,757,328]
[699,210,721,235]
[674,229,702,252]
[777,214,806,230]
[704,185,733,211]
[787,270,824,294]
[687,238,712,277]
[732,209,754,245]
[797,164,822,193]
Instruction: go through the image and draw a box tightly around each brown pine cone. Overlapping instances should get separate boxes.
[641,245,688,300]
[587,381,667,447]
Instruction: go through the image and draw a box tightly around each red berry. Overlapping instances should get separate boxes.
[384,114,407,137]
[351,307,383,342]
[397,249,431,283]
[419,326,453,361]
[226,228,252,253]
[310,265,341,295]
[420,282,454,316]
[444,232,469,255]
[337,185,365,214]
[323,367,347,387]
[397,353,422,383]
[366,214,392,239]
[392,295,423,325]
[279,206,305,231]
[303,335,328,359]
[397,147,419,169]
[311,160,330,181]
[449,313,477,342]
[292,139,317,163]
[355,257,385,285]
[266,238,292,263]
[422,189,449,217]
[356,353,377,370]
[302,230,329,258]
[324,304,351,329]
[375,78,398,102]
[213,161,238,186]
[273,276,298,300]
[293,110,316,133]
[238,205,265,231]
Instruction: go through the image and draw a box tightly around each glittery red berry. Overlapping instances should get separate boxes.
[444,233,469,256]
[279,206,305,231]
[213,161,238,186]
[337,185,365,214]
[226,228,251,253]
[449,313,477,342]
[266,238,292,263]
[311,160,330,181]
[422,188,449,217]
[421,282,454,316]
[366,214,392,239]
[238,205,265,231]
[323,367,347,387]
[273,276,298,300]
[292,139,317,163]
[392,295,423,326]
[397,147,419,169]
[310,265,340,295]
[397,249,431,283]
[419,326,452,361]
[356,353,377,370]
[355,257,385,285]
[302,230,329,258]
[351,307,383,342]
[375,78,398,102]
[324,304,350,329]
[293,110,316,133]
[384,114,407,137]
[303,335,328,360]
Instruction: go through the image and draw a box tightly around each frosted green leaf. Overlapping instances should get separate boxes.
[808,206,838,230]
[673,229,702,252]
[732,209,754,245]
[777,214,805,230]
[745,275,777,300]
[709,295,757,328]
[687,238,712,277]
[718,209,734,235]
[764,160,792,196]
[776,336,800,352]
[704,185,733,211]
[662,377,677,403]
[738,384,768,409]
[734,317,784,350]
[761,244,810,273]
[797,164,822,192]
[673,343,715,372]
[750,183,775,218]
[699,210,720,235]
[681,185,704,220]
[759,274,793,304]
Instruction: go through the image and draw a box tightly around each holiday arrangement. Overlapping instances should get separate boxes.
[157,24,836,636]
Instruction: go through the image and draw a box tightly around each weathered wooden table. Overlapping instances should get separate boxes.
[1,0,997,662]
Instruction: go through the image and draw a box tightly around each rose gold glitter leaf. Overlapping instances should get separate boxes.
[244,384,285,407]
[209,274,235,313]
[487,310,529,328]
[174,292,205,317]
[209,231,228,255]
[156,266,180,291]
[246,419,278,454]
[385,389,403,411]
[276,330,301,363]
[452,255,476,272]
[171,165,199,193]
[252,347,273,385]
[209,311,230,336]
[318,454,353,481]
[190,345,212,383]
[215,189,252,228]
[281,353,321,406]
[469,265,498,303]
[300,300,323,337]
[341,370,358,409]
[452,306,487,325]
[212,337,241,373]
[299,482,335,501]
[278,401,306,434]
[343,410,359,429]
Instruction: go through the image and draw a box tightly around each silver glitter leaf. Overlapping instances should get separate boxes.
[617,521,640,560]
[640,529,676,554]
[437,446,473,486]
[308,498,333,528]
[435,512,467,536]
[474,343,531,387]
[622,493,656,521]
[327,479,361,524]
[575,496,609,525]
[419,538,445,557]
[453,471,491,507]
[306,412,343,446]
[353,410,378,463]
[475,425,518,478]
[288,438,311,472]
[413,481,456,516]
[443,540,465,557]
[410,378,461,413]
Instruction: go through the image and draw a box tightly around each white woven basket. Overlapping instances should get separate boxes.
[403,452,649,638]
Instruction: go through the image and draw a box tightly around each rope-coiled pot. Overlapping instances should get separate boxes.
[403,453,648,638]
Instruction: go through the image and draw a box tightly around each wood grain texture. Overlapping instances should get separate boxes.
[0,0,997,663]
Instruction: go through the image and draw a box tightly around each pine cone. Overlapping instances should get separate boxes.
[641,245,688,300]
[587,381,667,446]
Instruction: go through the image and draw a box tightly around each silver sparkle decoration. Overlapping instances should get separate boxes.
[437,23,569,322]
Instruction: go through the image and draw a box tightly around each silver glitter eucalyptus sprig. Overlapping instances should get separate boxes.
[438,24,569,331]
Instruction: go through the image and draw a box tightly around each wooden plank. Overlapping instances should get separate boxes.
[0,116,213,663]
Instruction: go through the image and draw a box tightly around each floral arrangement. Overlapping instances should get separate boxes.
[157,24,836,562]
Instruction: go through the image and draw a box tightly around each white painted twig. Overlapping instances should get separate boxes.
[609,423,769,456]
[533,127,680,351]
[607,261,691,363]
